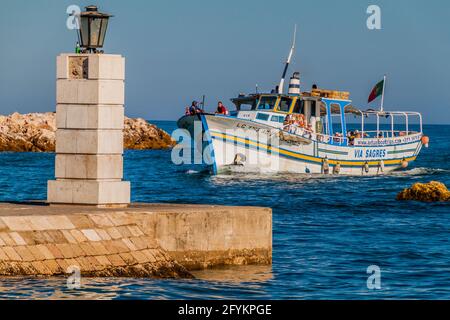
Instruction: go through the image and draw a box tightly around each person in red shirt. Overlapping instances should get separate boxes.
[216,101,229,115]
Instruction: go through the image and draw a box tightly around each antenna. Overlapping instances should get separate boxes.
[380,74,386,112]
[278,24,297,94]
[201,95,206,111]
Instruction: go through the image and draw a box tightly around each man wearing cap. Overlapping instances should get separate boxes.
[189,101,203,115]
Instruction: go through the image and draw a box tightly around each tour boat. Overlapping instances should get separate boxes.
[177,30,429,175]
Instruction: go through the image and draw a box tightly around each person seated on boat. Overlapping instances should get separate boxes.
[347,130,353,139]
[189,101,203,115]
[185,107,191,116]
[215,101,229,115]
[289,116,299,134]
[298,114,306,128]
[284,115,299,134]
[317,134,323,142]
[290,115,303,134]
[333,132,343,143]
[347,130,356,146]
[283,114,292,131]
[354,130,362,139]
[304,123,313,139]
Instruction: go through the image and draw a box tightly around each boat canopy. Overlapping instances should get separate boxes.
[320,103,361,116]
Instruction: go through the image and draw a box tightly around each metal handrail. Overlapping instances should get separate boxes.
[359,110,422,138]
[280,109,423,146]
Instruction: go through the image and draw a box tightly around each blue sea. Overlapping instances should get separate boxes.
[0,122,448,300]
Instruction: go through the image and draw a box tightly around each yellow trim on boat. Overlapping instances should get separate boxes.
[210,131,417,166]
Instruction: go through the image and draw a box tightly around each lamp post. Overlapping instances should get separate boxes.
[77,5,112,53]
[49,5,130,207]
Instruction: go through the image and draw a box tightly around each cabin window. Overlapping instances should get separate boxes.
[271,115,285,123]
[257,97,277,110]
[237,101,257,111]
[256,113,270,121]
[277,97,292,113]
[292,99,305,114]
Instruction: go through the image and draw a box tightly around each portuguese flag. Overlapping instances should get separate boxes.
[368,79,384,103]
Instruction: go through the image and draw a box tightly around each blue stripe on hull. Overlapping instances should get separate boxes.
[200,115,218,174]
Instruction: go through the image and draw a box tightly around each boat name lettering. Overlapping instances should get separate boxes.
[354,149,387,159]
[235,123,271,134]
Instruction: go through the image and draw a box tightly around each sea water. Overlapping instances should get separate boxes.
[0,123,448,299]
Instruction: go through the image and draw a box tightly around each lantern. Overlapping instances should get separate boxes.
[77,5,112,53]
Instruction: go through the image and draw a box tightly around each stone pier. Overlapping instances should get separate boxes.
[0,203,272,278]
[3,53,274,279]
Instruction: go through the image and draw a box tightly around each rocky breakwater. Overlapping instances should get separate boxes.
[0,112,175,152]
[397,181,450,202]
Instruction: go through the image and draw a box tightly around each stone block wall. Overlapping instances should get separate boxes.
[0,203,272,278]
[48,54,130,206]
[0,210,191,278]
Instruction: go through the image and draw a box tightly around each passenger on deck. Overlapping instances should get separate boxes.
[215,101,229,115]
[283,114,293,131]
[347,130,356,146]
[305,123,314,139]
[189,101,203,115]
[356,130,369,138]
[283,114,290,126]
[298,114,306,128]
[333,132,343,143]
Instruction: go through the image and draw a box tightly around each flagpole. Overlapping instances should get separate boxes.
[380,74,386,112]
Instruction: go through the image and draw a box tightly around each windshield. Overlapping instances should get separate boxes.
[233,98,257,111]
[277,97,293,112]
[257,96,277,110]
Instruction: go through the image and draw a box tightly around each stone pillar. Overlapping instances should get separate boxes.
[47,54,130,207]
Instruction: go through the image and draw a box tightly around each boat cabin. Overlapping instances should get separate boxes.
[230,91,423,147]
[231,93,321,126]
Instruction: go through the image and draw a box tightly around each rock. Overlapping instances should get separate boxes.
[124,117,175,150]
[0,112,175,152]
[397,181,450,202]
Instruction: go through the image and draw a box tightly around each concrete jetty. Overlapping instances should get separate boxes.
[0,203,272,278]
[0,25,273,278]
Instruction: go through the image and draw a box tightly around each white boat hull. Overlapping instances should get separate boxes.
[200,115,423,175]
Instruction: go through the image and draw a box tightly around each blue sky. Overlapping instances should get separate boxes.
[0,0,449,123]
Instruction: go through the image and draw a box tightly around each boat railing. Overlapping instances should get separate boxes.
[279,109,423,147]
[280,126,422,147]
[359,110,423,138]
[317,134,345,144]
